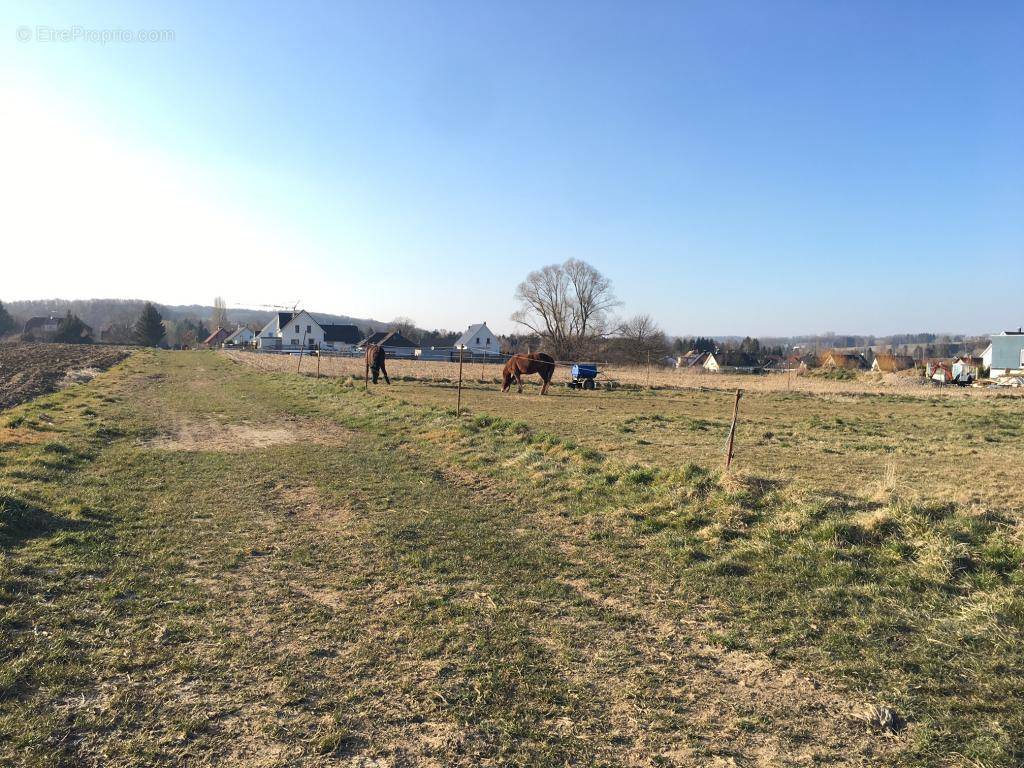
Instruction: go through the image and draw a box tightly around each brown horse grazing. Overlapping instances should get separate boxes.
[502,352,556,395]
[365,344,390,385]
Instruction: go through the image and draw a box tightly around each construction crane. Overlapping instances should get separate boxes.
[249,300,301,314]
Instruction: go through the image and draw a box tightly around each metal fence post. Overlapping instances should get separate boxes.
[296,329,307,373]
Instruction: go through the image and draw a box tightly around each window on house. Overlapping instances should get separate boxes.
[295,324,300,333]
[292,338,298,345]
[476,337,480,344]
[486,337,491,344]
[306,325,312,333]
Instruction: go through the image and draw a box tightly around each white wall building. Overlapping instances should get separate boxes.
[224,326,255,346]
[454,323,500,355]
[257,310,324,350]
[256,311,361,352]
[982,330,1024,377]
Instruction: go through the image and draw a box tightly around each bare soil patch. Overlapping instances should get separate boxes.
[145,421,302,451]
[144,419,351,452]
[0,343,130,411]
[273,482,354,529]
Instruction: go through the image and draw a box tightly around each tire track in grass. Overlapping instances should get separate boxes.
[80,438,589,766]
[1,353,901,766]
[218,352,902,765]
[388,444,903,767]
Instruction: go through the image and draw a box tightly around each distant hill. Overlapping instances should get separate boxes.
[4,299,391,336]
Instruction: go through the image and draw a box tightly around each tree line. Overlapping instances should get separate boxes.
[1,280,991,363]
[507,259,989,364]
[0,300,168,347]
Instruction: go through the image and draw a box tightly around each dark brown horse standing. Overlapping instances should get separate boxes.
[365,344,390,385]
[502,352,556,394]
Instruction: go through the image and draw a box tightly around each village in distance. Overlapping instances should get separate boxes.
[3,257,1023,389]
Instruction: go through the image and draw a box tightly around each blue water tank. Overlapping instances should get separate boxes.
[572,363,598,379]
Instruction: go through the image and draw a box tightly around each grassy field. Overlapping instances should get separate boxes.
[229,350,1024,511]
[2,350,1022,766]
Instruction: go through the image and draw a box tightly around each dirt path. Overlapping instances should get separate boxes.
[146,356,903,765]
[111,418,898,764]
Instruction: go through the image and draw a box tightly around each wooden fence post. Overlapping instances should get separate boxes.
[724,389,742,471]
[316,350,321,379]
[296,329,307,373]
[457,347,464,416]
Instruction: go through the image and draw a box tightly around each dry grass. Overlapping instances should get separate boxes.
[3,351,1022,766]
[224,349,1021,400]
[225,349,1024,515]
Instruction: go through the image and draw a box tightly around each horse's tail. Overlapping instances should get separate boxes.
[539,353,556,382]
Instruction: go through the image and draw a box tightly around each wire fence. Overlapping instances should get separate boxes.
[220,346,1014,475]
[222,347,975,398]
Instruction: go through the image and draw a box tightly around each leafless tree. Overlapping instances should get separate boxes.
[512,259,619,359]
[211,296,228,330]
[611,314,670,364]
[179,328,198,349]
[389,316,419,341]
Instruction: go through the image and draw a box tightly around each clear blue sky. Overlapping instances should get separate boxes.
[2,1,1021,336]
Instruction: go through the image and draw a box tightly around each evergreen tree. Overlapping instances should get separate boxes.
[54,311,92,343]
[739,336,761,355]
[170,317,209,347]
[678,336,716,354]
[133,302,166,347]
[0,301,14,336]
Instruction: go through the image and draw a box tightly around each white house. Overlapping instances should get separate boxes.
[224,326,255,347]
[676,350,710,369]
[256,311,361,352]
[257,311,323,350]
[982,329,1024,378]
[454,323,500,355]
[704,351,761,373]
